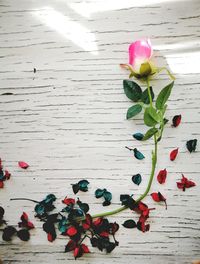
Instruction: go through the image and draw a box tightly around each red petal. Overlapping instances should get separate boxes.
[47,233,53,242]
[21,212,29,221]
[0,181,4,188]
[65,240,76,252]
[177,174,196,191]
[5,170,11,180]
[151,192,167,209]
[99,231,109,237]
[170,148,179,161]
[18,161,29,169]
[67,226,77,237]
[151,192,160,202]
[81,244,90,253]
[0,158,2,170]
[172,115,182,127]
[62,197,75,205]
[74,246,83,259]
[27,221,35,229]
[138,202,148,211]
[93,217,103,226]
[157,169,167,184]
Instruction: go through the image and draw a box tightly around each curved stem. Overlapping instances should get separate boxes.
[91,78,158,219]
[10,198,39,203]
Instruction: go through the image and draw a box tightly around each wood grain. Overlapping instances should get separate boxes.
[0,0,200,263]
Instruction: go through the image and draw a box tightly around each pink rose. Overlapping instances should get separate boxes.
[121,39,175,80]
[129,39,152,73]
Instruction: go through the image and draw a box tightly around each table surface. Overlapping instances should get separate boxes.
[0,0,200,263]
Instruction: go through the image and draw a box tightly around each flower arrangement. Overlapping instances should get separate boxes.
[0,39,197,260]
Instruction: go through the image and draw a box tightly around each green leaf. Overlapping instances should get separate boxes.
[142,127,158,141]
[141,86,154,104]
[123,80,142,102]
[156,82,174,110]
[144,106,160,127]
[127,104,142,119]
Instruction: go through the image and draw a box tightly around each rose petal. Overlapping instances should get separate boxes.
[81,243,90,253]
[170,148,179,161]
[157,169,167,184]
[18,161,29,169]
[129,39,152,66]
[172,115,181,127]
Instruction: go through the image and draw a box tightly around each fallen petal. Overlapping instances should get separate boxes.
[172,115,181,127]
[157,169,167,184]
[186,139,197,153]
[170,148,178,161]
[18,161,29,169]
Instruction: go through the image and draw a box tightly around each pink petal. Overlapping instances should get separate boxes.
[18,161,29,169]
[129,39,152,66]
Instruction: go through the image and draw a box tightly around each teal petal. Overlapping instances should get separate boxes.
[35,203,45,216]
[133,148,145,160]
[78,180,89,192]
[132,174,142,185]
[133,133,144,141]
[103,191,112,202]
[95,188,105,198]
[44,194,56,204]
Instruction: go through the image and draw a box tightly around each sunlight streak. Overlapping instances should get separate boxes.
[33,7,98,55]
[68,0,184,18]
[166,51,200,74]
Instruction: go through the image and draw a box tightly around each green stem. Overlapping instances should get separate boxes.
[90,78,158,220]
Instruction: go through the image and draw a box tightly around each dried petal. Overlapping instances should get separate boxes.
[133,133,144,141]
[151,192,167,209]
[132,174,142,185]
[18,161,29,169]
[133,148,145,160]
[81,243,90,253]
[186,139,197,153]
[122,219,137,228]
[157,169,167,184]
[62,197,75,205]
[17,229,30,241]
[65,240,76,252]
[170,148,178,161]
[177,174,196,191]
[66,226,78,237]
[172,115,181,127]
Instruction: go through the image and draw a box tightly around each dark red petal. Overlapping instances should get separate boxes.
[81,243,90,253]
[21,212,29,222]
[0,181,4,188]
[172,115,181,127]
[99,231,109,237]
[62,197,75,205]
[170,148,179,161]
[67,226,77,237]
[0,158,2,170]
[18,161,29,169]
[177,182,184,190]
[157,169,167,184]
[5,170,11,180]
[65,240,76,252]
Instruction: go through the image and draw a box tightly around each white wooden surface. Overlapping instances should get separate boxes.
[0,0,200,263]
